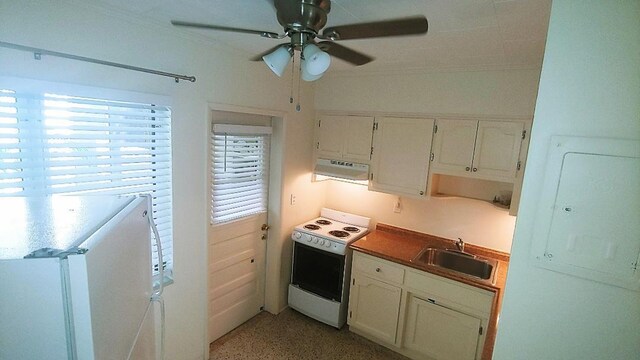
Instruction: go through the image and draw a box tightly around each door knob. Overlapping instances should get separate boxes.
[261,224,270,231]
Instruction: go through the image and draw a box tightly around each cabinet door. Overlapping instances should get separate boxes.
[343,116,374,161]
[316,115,346,159]
[369,117,435,196]
[348,274,402,345]
[404,296,482,360]
[472,121,523,181]
[431,119,477,176]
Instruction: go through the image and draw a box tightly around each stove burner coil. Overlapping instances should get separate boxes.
[316,219,332,225]
[304,224,321,230]
[329,230,350,238]
[342,226,360,233]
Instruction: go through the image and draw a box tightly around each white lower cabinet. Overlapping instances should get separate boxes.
[348,274,402,345]
[349,251,493,360]
[403,295,482,360]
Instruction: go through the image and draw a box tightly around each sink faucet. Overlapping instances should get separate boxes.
[454,238,465,252]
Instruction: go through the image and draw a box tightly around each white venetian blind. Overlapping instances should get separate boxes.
[211,124,271,224]
[0,89,172,278]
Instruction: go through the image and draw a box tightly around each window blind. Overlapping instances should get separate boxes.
[211,127,270,224]
[0,89,172,278]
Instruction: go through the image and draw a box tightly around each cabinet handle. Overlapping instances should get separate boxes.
[375,267,381,272]
[465,166,471,171]
[472,167,478,172]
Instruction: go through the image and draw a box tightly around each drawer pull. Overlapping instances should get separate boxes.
[375,267,381,272]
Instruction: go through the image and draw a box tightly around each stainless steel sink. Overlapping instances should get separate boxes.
[411,247,497,283]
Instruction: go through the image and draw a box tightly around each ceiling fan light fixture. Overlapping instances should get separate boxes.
[301,59,324,81]
[302,44,331,76]
[263,46,292,77]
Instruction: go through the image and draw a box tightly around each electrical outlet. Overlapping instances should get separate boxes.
[393,197,401,213]
[290,194,296,206]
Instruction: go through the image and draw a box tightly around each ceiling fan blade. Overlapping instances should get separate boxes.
[317,42,373,66]
[171,20,281,38]
[321,16,428,41]
[250,44,290,61]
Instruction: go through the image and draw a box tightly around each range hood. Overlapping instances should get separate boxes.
[314,158,370,181]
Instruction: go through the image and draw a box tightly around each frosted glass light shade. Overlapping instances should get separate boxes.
[302,44,331,76]
[262,46,292,77]
[301,59,323,81]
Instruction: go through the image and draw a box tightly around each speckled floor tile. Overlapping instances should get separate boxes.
[210,308,409,360]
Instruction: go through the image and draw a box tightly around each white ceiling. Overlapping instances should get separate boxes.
[91,0,552,74]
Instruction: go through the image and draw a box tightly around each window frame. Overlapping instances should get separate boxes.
[0,76,174,284]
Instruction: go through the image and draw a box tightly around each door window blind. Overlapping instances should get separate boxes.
[0,89,172,279]
[211,125,270,224]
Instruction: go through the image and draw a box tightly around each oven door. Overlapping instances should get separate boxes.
[291,242,345,302]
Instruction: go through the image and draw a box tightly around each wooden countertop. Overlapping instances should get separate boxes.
[349,223,510,360]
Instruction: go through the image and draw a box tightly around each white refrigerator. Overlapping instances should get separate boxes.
[0,195,156,360]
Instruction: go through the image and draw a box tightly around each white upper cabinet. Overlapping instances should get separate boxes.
[316,115,374,162]
[431,119,524,182]
[369,117,435,197]
[430,119,477,173]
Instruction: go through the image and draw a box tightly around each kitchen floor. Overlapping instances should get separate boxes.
[210,308,409,360]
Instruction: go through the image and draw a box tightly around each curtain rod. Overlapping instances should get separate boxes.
[0,40,196,83]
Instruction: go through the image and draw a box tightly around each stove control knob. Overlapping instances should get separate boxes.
[313,238,319,244]
[325,241,331,248]
[293,231,302,240]
[320,239,326,246]
[306,235,312,242]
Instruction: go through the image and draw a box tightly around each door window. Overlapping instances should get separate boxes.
[210,125,271,224]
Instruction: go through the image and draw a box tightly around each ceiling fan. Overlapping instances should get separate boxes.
[171,0,428,81]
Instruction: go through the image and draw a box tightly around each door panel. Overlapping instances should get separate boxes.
[404,296,481,360]
[369,117,434,196]
[472,121,523,181]
[348,274,402,345]
[344,116,374,161]
[431,119,477,175]
[209,213,267,342]
[317,115,346,159]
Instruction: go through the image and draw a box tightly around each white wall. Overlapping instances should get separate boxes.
[315,69,541,252]
[0,1,323,358]
[494,1,640,359]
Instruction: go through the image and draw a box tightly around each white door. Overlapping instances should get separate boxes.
[316,115,346,159]
[369,117,435,197]
[348,274,402,345]
[208,123,271,343]
[472,121,523,181]
[431,119,478,176]
[343,116,374,162]
[404,296,482,360]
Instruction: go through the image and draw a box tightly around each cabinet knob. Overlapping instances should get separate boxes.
[472,167,478,172]
[465,166,471,171]
[375,267,381,272]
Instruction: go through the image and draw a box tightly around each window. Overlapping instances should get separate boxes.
[210,124,271,224]
[0,88,172,280]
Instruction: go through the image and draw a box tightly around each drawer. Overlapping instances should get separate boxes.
[404,269,493,316]
[353,251,405,285]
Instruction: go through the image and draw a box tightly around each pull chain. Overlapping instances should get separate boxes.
[296,55,302,112]
[289,52,295,104]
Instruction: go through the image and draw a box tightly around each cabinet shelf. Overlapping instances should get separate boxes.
[428,173,514,208]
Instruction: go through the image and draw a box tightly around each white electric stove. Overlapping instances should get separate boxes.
[288,208,370,328]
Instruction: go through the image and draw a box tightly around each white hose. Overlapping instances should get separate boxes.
[142,194,166,360]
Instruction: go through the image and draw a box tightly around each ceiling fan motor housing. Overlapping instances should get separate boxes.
[275,0,331,34]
